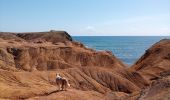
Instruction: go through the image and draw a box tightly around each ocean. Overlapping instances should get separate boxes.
[73,36,170,65]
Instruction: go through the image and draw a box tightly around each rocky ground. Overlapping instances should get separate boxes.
[0,31,169,100]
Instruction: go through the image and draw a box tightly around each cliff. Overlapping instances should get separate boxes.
[129,39,170,81]
[127,39,170,100]
[0,31,132,99]
[0,31,169,100]
[0,31,126,72]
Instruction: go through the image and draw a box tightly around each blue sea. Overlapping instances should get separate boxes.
[73,36,170,65]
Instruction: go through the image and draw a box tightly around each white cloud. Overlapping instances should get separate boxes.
[86,14,170,36]
[85,26,96,31]
[70,14,170,36]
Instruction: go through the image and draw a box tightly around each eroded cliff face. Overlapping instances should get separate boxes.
[129,39,170,81]
[0,38,125,71]
[127,39,170,100]
[0,31,169,100]
[0,31,132,100]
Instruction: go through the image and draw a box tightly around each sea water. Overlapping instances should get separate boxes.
[73,36,170,65]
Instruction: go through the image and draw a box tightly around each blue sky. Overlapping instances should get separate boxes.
[0,0,170,36]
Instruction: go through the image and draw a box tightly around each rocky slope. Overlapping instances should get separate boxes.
[0,31,126,72]
[127,39,170,100]
[129,39,170,81]
[137,71,170,100]
[0,31,169,100]
[0,31,132,99]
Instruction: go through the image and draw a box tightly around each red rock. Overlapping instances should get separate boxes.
[129,39,170,81]
[0,31,169,100]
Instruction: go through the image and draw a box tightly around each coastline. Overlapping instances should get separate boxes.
[0,31,170,100]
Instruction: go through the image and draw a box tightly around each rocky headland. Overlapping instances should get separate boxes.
[0,31,169,100]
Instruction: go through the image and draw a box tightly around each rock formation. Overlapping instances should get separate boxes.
[129,39,170,81]
[0,31,169,100]
[128,39,170,99]
[0,31,126,72]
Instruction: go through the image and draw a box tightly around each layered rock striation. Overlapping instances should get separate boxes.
[0,31,169,100]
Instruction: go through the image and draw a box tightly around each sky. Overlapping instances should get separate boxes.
[0,0,170,36]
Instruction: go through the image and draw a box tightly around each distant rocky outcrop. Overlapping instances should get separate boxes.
[0,30,72,43]
[16,30,73,43]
